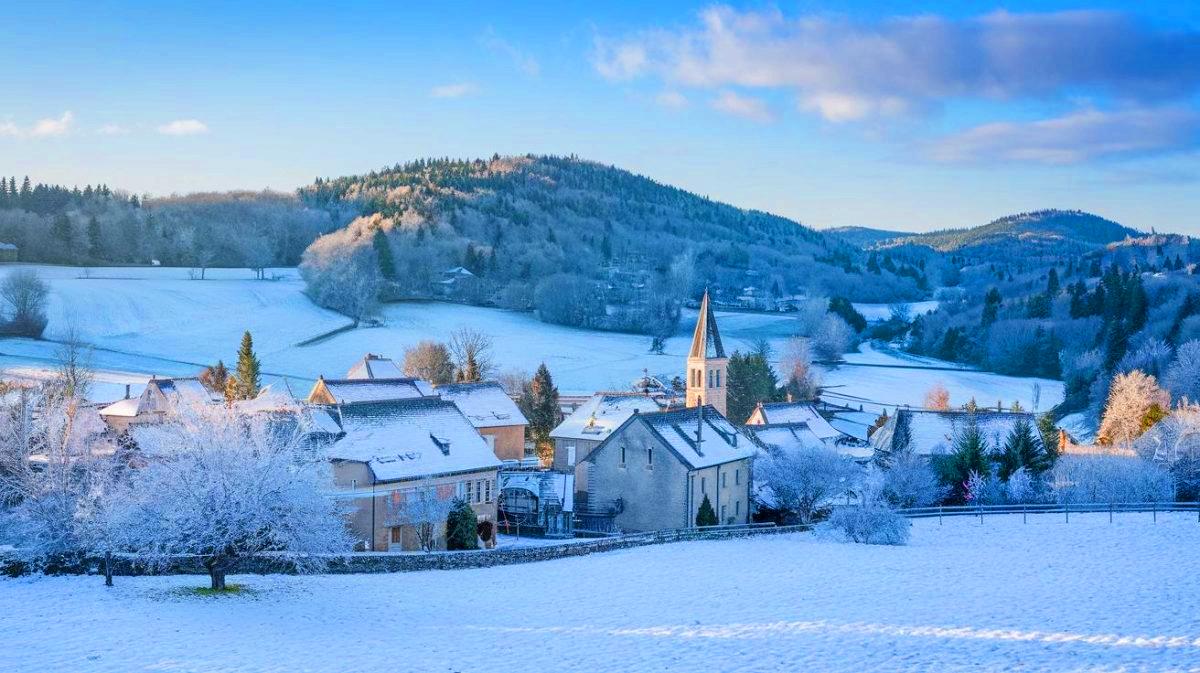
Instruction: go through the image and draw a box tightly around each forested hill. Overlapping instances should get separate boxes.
[298,155,933,332]
[882,210,1142,258]
[824,226,913,248]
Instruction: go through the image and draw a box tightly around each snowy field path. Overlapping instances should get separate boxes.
[2,514,1197,673]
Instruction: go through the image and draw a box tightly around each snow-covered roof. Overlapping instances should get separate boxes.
[149,377,220,407]
[233,385,297,413]
[435,381,527,429]
[826,409,876,442]
[551,393,667,441]
[747,424,876,461]
[310,377,435,405]
[628,405,755,470]
[346,354,405,380]
[750,402,842,440]
[0,242,17,250]
[871,409,1042,456]
[499,470,575,513]
[98,397,140,418]
[328,398,501,483]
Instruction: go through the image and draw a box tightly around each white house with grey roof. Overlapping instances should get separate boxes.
[550,392,668,502]
[580,405,754,531]
[325,397,502,551]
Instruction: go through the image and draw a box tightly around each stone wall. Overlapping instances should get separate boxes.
[3,524,810,578]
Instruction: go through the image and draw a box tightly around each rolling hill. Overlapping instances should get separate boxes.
[881,210,1142,258]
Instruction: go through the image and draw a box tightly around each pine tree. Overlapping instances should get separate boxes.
[200,360,229,393]
[1046,267,1060,296]
[727,350,781,424]
[233,331,261,400]
[525,363,561,452]
[940,419,991,503]
[998,417,1042,480]
[445,498,479,550]
[695,494,718,527]
[982,287,1002,326]
[372,228,396,280]
[87,215,102,259]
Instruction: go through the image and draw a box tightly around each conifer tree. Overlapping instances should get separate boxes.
[940,418,990,502]
[524,363,562,461]
[233,331,261,400]
[445,498,479,550]
[981,287,1002,326]
[372,228,396,280]
[998,417,1043,479]
[87,215,102,259]
[695,494,718,527]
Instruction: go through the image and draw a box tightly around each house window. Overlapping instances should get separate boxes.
[620,446,626,465]
[476,480,484,503]
[736,500,740,517]
[708,369,713,388]
[722,472,727,488]
[721,504,726,520]
[350,479,357,490]
[647,448,653,467]
[485,480,492,503]
[391,527,402,544]
[466,481,474,503]
[735,469,740,485]
[701,476,706,494]
[716,370,721,388]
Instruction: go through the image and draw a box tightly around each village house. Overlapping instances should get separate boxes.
[581,405,754,532]
[435,381,528,460]
[744,400,870,460]
[345,353,406,380]
[870,408,1045,461]
[550,392,667,507]
[305,375,434,405]
[324,397,501,551]
[98,376,220,433]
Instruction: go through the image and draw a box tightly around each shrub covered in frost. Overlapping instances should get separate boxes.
[823,505,911,546]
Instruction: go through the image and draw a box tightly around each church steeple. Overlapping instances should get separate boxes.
[686,290,728,416]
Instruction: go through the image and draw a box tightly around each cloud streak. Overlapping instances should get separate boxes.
[594,8,1200,123]
[710,90,772,122]
[157,119,209,136]
[430,82,478,99]
[482,28,540,77]
[1,111,75,138]
[928,107,1200,164]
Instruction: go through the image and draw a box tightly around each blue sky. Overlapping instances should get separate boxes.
[2,1,1199,233]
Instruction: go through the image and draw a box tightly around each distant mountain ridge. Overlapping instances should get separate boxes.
[847,210,1143,258]
[824,226,913,248]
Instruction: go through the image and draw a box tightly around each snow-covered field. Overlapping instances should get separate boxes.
[0,265,1061,410]
[2,513,1196,673]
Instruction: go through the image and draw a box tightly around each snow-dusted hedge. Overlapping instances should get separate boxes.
[823,506,911,546]
[1051,456,1174,504]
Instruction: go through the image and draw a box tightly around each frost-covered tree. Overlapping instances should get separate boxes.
[1051,456,1174,504]
[878,451,945,508]
[1099,370,1170,449]
[0,269,49,337]
[0,389,110,565]
[226,331,261,401]
[781,337,820,401]
[758,447,861,524]
[923,383,950,411]
[121,405,352,590]
[1134,402,1200,500]
[822,473,910,545]
[403,340,455,385]
[1164,341,1200,403]
[387,480,455,552]
[812,314,856,360]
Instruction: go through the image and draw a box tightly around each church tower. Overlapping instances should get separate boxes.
[686,290,728,417]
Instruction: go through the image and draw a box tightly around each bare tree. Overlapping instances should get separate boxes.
[781,337,820,400]
[0,269,49,337]
[403,341,455,384]
[448,328,494,382]
[923,382,950,411]
[812,314,855,360]
[52,327,93,401]
[386,480,455,552]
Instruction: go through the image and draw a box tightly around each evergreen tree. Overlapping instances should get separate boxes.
[726,350,780,424]
[1046,267,1060,296]
[695,494,718,527]
[87,215,102,259]
[524,363,562,462]
[233,331,262,400]
[998,417,1044,479]
[939,418,991,503]
[981,287,1002,326]
[828,296,867,332]
[445,498,479,550]
[372,228,396,279]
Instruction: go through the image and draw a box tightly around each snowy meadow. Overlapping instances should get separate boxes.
[0,265,1062,410]
[2,514,1197,673]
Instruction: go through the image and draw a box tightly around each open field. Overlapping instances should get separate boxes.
[0,266,1061,410]
[1,513,1196,673]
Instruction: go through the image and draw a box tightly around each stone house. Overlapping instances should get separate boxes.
[581,405,754,532]
[745,400,869,459]
[435,381,528,460]
[324,397,502,551]
[550,392,667,507]
[98,377,220,433]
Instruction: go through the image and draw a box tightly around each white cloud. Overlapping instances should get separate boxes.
[97,123,130,136]
[710,90,773,122]
[928,107,1200,164]
[30,111,74,137]
[593,7,1200,125]
[157,119,209,136]
[430,83,479,99]
[0,121,18,137]
[656,90,688,109]
[481,28,540,77]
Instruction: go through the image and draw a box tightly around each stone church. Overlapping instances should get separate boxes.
[577,291,754,531]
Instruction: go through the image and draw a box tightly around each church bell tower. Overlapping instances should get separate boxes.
[686,289,728,417]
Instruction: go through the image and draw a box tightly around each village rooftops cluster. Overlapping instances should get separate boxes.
[871,408,1044,457]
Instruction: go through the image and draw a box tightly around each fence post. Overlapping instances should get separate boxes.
[1109,502,1113,524]
[1022,503,1026,525]
[977,503,983,524]
[1153,502,1157,523]
[938,506,943,526]
[1065,502,1069,524]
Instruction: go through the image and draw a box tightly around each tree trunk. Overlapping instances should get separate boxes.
[210,567,226,591]
[104,551,113,587]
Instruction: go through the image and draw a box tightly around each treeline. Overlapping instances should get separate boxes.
[298,155,931,333]
[907,236,1200,426]
[0,177,353,269]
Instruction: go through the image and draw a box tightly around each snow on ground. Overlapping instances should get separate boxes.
[0,266,1062,409]
[2,513,1197,673]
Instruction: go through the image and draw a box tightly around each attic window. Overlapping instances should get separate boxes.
[430,434,451,456]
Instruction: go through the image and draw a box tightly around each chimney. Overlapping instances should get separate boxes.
[124,384,131,399]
